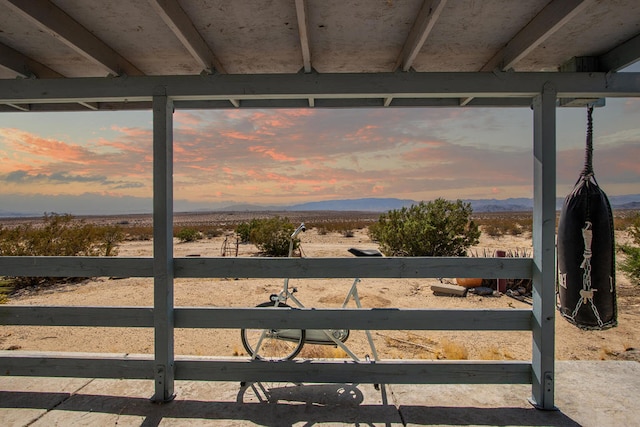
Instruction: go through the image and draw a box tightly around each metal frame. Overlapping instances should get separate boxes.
[1,72,639,408]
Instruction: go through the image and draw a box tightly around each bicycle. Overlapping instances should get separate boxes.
[240,222,381,362]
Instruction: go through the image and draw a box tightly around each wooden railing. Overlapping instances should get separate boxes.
[0,255,533,385]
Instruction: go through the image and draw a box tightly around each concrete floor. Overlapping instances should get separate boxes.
[0,361,638,426]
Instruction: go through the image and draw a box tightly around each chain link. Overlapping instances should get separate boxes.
[569,222,604,327]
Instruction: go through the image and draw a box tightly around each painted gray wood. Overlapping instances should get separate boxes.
[0,256,154,277]
[0,306,154,327]
[531,84,557,410]
[0,351,530,385]
[175,358,532,385]
[0,256,532,279]
[0,72,638,105]
[0,351,154,379]
[152,94,175,402]
[0,306,531,331]
[174,307,532,331]
[174,256,532,278]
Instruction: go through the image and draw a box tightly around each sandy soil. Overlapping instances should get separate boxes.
[1,213,639,363]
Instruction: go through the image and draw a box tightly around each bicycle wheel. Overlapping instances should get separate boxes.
[241,301,305,361]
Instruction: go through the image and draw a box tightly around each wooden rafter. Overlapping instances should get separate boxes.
[148,0,226,74]
[0,0,143,76]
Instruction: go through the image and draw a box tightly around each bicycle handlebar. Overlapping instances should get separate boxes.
[291,222,306,239]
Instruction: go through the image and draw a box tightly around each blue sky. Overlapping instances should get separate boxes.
[0,67,638,215]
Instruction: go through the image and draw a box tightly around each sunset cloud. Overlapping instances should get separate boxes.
[0,102,638,214]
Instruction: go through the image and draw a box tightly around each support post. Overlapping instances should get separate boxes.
[152,93,175,402]
[530,83,557,410]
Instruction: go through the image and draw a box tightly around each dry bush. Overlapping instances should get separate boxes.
[479,346,515,360]
[123,225,153,241]
[299,345,348,359]
[436,339,468,360]
[306,219,374,234]
[476,215,531,239]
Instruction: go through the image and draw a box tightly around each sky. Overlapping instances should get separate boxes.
[0,67,639,215]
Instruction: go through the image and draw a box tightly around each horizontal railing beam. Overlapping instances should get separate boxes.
[0,256,532,279]
[177,358,532,385]
[0,306,532,331]
[0,351,532,385]
[174,256,532,279]
[174,307,532,331]
[0,306,154,327]
[0,256,154,277]
[0,351,154,379]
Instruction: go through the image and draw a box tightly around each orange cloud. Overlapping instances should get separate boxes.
[248,145,297,161]
[0,128,91,163]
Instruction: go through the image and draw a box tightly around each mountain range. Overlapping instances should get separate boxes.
[1,194,639,218]
[220,194,640,213]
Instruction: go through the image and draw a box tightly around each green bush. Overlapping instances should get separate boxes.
[369,198,480,256]
[248,216,297,257]
[235,221,254,243]
[175,227,201,242]
[619,213,640,284]
[0,213,125,289]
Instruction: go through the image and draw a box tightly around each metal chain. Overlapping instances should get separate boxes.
[569,221,604,327]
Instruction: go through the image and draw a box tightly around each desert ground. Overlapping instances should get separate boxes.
[1,211,639,363]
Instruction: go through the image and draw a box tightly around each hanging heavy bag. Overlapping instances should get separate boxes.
[557,106,617,330]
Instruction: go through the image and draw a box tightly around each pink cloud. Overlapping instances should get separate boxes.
[248,145,297,161]
[0,128,92,163]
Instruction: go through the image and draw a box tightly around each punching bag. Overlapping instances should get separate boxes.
[557,106,617,330]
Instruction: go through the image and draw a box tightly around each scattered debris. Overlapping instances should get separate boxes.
[431,283,467,297]
[468,286,496,296]
[506,288,533,305]
[375,332,435,352]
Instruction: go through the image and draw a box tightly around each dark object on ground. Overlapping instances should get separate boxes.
[348,248,383,257]
[469,286,496,296]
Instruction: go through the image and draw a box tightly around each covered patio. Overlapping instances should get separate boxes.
[1,0,639,415]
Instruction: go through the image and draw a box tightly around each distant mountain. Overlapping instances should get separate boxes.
[282,194,640,213]
[463,198,533,213]
[288,198,415,212]
[216,203,282,212]
[1,194,639,218]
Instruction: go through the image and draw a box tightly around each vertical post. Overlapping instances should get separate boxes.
[152,93,175,402]
[530,83,557,410]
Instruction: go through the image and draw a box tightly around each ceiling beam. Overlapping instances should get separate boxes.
[395,0,448,72]
[148,0,226,74]
[294,0,312,73]
[0,42,63,78]
[4,103,30,112]
[461,0,590,105]
[0,72,638,105]
[599,32,640,72]
[0,0,143,76]
[481,0,590,72]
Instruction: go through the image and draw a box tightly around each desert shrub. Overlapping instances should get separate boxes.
[0,213,125,289]
[203,227,223,238]
[342,229,355,238]
[367,221,381,242]
[619,213,640,284]
[476,216,528,239]
[483,223,503,238]
[175,227,201,242]
[124,225,153,241]
[93,224,125,256]
[235,221,254,243]
[370,198,480,257]
[248,216,297,257]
